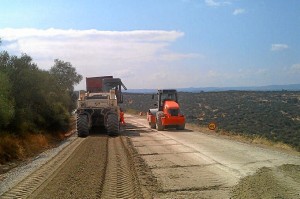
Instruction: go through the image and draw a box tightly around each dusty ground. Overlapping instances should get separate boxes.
[1,114,299,198]
[231,164,300,199]
[126,114,300,198]
[31,135,108,199]
[30,134,144,199]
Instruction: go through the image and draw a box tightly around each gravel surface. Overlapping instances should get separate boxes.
[1,114,299,198]
[31,135,108,199]
[126,114,300,198]
[0,125,155,199]
[231,164,300,199]
[0,135,77,196]
[31,134,146,199]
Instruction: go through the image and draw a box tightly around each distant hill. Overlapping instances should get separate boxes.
[122,91,300,151]
[125,89,157,93]
[125,84,300,93]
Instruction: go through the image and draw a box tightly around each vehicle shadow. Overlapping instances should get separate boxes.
[79,123,193,138]
[121,123,148,137]
[163,128,193,133]
[122,122,194,137]
[88,126,109,137]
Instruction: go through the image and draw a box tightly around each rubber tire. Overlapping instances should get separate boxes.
[176,123,185,130]
[150,122,156,129]
[77,114,89,137]
[107,113,120,135]
[156,111,164,131]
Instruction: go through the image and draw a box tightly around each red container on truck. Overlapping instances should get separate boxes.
[86,76,113,92]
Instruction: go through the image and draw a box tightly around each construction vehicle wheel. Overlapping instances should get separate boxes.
[150,122,156,129]
[176,123,185,130]
[77,114,89,137]
[107,113,120,135]
[156,111,164,131]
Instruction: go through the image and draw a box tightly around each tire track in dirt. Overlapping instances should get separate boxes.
[0,122,154,199]
[0,137,84,199]
[100,136,143,199]
[30,135,108,199]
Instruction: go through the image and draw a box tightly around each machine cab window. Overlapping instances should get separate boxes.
[161,93,176,102]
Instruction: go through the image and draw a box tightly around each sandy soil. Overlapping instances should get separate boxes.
[31,134,144,199]
[31,136,108,199]
[1,114,299,199]
[231,164,300,199]
[126,114,300,198]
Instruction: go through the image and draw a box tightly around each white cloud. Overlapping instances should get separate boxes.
[114,69,135,79]
[0,28,183,42]
[205,0,220,6]
[233,8,245,15]
[159,53,201,61]
[271,44,289,51]
[256,68,268,75]
[290,64,300,73]
[207,70,220,78]
[0,28,200,89]
[205,0,231,7]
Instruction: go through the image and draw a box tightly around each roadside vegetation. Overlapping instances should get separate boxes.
[122,91,300,151]
[0,39,82,164]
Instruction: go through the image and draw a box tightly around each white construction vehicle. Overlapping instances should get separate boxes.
[76,76,127,136]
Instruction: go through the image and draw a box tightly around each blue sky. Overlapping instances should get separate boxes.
[0,0,299,89]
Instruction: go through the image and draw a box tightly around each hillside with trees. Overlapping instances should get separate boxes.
[0,39,82,163]
[122,91,300,151]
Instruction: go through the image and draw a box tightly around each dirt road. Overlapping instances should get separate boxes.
[1,114,299,198]
[126,115,300,198]
[1,133,145,199]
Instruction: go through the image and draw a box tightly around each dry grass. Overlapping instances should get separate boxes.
[20,133,49,157]
[0,116,76,166]
[0,116,75,165]
[0,135,24,163]
[186,123,299,154]
[0,132,64,164]
[251,136,295,151]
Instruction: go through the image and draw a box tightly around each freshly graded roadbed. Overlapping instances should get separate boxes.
[31,136,108,198]
[32,135,144,199]
[1,114,299,198]
[126,114,300,198]
[0,133,148,199]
